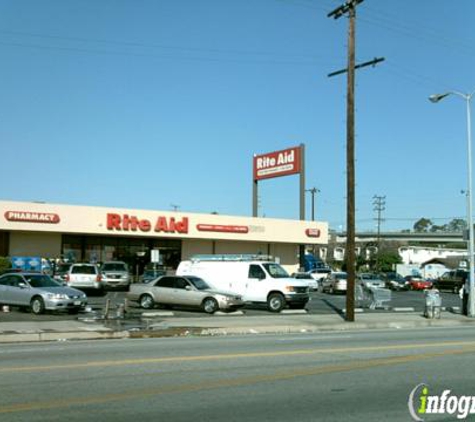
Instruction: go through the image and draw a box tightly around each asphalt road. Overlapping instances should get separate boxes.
[1,326,475,421]
[0,288,463,322]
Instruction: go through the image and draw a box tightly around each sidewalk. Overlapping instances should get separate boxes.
[1,310,475,343]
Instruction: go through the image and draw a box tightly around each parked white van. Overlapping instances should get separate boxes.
[176,254,309,312]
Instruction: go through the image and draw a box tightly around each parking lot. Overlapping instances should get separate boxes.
[0,288,463,322]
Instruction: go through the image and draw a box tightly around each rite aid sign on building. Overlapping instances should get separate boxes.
[253,146,301,181]
[0,200,327,246]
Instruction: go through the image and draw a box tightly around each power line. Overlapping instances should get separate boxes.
[275,0,334,12]
[361,6,475,55]
[0,39,334,66]
[384,60,455,92]
[0,29,338,65]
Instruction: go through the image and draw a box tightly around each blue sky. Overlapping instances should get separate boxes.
[0,0,474,232]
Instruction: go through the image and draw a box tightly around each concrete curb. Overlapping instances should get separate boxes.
[2,312,475,343]
[196,318,475,336]
[0,330,130,343]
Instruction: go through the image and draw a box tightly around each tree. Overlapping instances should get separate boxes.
[447,218,467,232]
[376,250,402,272]
[355,254,367,272]
[412,217,467,233]
[430,224,445,233]
[413,218,433,232]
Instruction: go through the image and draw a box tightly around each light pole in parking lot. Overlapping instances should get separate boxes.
[306,187,320,221]
[429,89,475,317]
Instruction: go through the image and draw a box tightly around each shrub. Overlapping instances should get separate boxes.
[0,256,12,273]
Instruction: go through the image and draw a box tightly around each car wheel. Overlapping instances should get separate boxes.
[267,293,285,313]
[202,297,219,314]
[30,297,45,315]
[139,294,155,309]
[329,286,334,295]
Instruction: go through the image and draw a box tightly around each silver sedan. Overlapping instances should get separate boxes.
[127,275,244,314]
[0,272,87,314]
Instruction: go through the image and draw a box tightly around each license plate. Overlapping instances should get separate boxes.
[74,301,81,306]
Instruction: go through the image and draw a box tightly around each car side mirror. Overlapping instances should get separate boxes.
[185,285,192,291]
[18,282,28,289]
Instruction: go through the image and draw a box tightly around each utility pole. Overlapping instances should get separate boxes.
[306,187,320,221]
[373,195,386,271]
[328,0,383,322]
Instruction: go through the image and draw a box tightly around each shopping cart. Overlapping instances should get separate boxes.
[424,289,442,319]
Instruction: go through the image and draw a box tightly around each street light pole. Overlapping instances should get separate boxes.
[306,187,320,221]
[430,90,475,317]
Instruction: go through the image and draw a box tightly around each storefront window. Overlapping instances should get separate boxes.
[103,245,116,262]
[62,244,81,263]
[61,235,181,274]
[85,245,101,264]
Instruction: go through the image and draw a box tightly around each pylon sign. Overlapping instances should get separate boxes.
[252,144,306,268]
[253,146,302,181]
[252,144,305,219]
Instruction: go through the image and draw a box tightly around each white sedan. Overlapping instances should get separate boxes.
[291,272,319,291]
[322,272,348,294]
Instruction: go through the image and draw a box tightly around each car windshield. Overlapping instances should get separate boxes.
[334,273,347,280]
[387,273,405,281]
[145,270,164,276]
[24,275,61,288]
[312,269,330,274]
[72,265,96,274]
[102,263,127,272]
[263,263,289,278]
[56,264,71,273]
[360,273,378,279]
[187,276,211,290]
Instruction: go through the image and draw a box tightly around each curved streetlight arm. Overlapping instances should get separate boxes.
[429,90,475,103]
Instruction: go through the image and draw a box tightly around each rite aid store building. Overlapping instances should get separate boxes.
[0,200,328,273]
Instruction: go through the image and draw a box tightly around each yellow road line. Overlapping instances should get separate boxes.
[1,346,474,414]
[1,339,475,373]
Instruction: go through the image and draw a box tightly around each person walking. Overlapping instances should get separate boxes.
[460,273,469,316]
